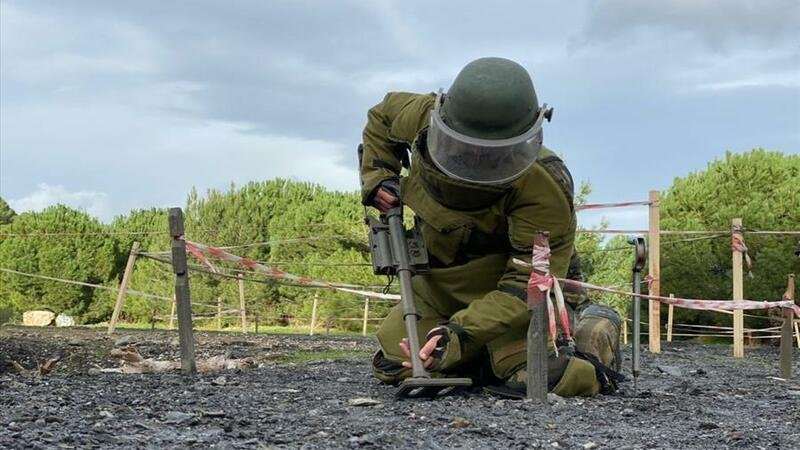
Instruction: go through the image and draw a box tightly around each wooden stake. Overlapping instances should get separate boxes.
[362,297,369,337]
[795,321,800,349]
[732,218,744,358]
[667,294,675,343]
[648,191,661,353]
[526,232,550,403]
[780,274,794,378]
[309,293,319,336]
[169,207,196,374]
[780,308,793,379]
[169,295,176,330]
[238,274,248,333]
[216,297,222,331]
[107,241,140,334]
[622,318,628,345]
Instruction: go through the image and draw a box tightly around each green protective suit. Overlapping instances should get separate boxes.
[361,92,581,385]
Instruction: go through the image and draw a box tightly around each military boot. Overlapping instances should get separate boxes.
[574,305,622,371]
[485,347,601,398]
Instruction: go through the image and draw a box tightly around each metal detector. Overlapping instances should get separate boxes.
[367,206,472,398]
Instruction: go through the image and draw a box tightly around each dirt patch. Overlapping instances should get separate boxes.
[1,325,798,449]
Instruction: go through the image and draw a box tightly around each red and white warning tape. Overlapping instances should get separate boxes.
[185,240,400,301]
[559,278,800,317]
[731,225,753,274]
[519,243,573,352]
[576,200,650,211]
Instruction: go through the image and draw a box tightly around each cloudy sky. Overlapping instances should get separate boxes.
[1,0,798,229]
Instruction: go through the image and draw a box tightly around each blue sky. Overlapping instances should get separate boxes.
[1,0,798,230]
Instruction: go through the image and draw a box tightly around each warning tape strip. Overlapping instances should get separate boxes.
[558,278,800,317]
[576,200,650,211]
[185,240,400,301]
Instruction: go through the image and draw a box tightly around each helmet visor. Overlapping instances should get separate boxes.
[426,93,547,185]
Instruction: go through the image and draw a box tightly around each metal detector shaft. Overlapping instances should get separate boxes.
[632,269,641,383]
[629,237,647,388]
[385,207,429,378]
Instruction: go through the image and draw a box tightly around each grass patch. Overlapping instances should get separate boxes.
[276,349,372,364]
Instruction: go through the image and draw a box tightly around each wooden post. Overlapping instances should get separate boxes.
[362,297,369,337]
[169,207,196,374]
[795,321,800,348]
[107,241,140,334]
[238,274,248,333]
[667,294,675,343]
[622,318,628,345]
[732,218,744,358]
[526,232,549,403]
[217,297,222,331]
[254,313,259,334]
[780,275,795,378]
[780,307,793,379]
[648,190,661,353]
[169,295,176,330]
[309,292,319,336]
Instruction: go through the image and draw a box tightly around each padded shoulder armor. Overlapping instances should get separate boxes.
[537,155,575,212]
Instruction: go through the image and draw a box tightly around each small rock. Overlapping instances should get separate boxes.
[204,410,226,418]
[621,408,635,417]
[450,417,470,428]
[169,337,180,346]
[99,410,114,419]
[35,418,45,426]
[164,411,195,424]
[211,376,227,386]
[656,365,683,377]
[348,434,376,445]
[23,310,55,327]
[68,339,82,346]
[583,442,598,450]
[336,377,351,382]
[547,393,566,405]
[55,314,75,327]
[114,335,137,347]
[348,397,382,407]
[699,422,718,430]
[550,442,561,448]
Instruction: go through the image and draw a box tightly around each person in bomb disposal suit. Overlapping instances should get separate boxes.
[359,57,623,397]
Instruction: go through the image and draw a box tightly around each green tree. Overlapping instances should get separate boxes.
[0,197,15,225]
[660,149,800,326]
[0,205,121,322]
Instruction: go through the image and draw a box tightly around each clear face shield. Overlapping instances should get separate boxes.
[426,91,550,185]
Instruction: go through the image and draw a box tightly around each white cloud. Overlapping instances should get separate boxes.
[8,183,112,220]
[695,74,800,92]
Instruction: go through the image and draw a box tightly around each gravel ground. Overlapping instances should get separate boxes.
[1,325,798,449]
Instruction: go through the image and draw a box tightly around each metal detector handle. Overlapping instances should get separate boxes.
[385,206,429,379]
[628,236,647,383]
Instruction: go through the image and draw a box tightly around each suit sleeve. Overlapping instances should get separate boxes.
[360,92,435,204]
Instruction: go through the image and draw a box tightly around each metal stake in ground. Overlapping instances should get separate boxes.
[629,236,647,390]
[526,232,550,403]
[169,207,196,375]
